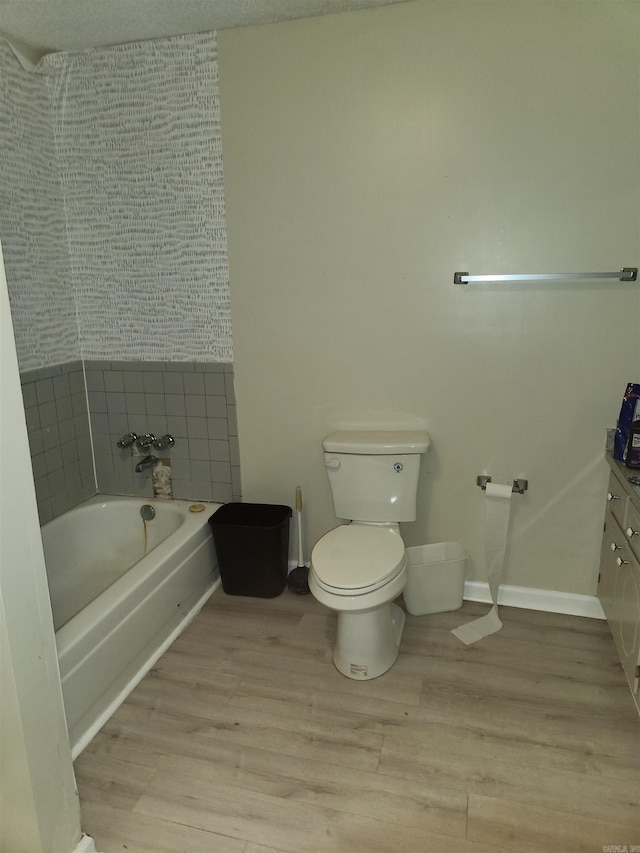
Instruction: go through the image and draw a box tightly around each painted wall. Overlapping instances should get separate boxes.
[0,243,82,853]
[219,1,640,595]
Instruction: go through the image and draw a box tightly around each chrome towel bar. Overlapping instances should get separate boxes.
[454,268,637,285]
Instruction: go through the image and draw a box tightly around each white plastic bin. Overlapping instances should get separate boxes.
[403,542,467,616]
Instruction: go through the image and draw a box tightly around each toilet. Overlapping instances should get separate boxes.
[309,429,430,680]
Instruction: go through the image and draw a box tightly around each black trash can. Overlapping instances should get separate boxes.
[208,503,292,598]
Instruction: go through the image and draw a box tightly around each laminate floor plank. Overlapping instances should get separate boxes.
[229,671,639,783]
[467,792,640,853]
[416,682,640,774]
[244,842,302,853]
[170,630,424,708]
[101,692,385,773]
[74,592,640,852]
[79,732,468,840]
[134,767,499,853]
[154,747,468,839]
[78,801,246,853]
[402,621,627,687]
[228,673,419,734]
[72,750,157,812]
[398,641,634,719]
[377,727,639,826]
[244,845,297,853]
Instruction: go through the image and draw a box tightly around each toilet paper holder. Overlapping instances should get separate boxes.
[476,474,528,494]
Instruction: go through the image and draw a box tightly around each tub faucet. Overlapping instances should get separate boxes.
[135,454,158,473]
[136,433,157,449]
[117,432,138,448]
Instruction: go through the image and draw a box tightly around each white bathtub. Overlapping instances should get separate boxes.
[40,495,220,758]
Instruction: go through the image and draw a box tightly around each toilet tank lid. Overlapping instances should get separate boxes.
[322,430,431,454]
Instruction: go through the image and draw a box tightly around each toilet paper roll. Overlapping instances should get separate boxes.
[452,481,512,645]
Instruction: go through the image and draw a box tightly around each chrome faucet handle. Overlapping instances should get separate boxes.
[136,433,157,448]
[152,434,175,450]
[117,432,138,448]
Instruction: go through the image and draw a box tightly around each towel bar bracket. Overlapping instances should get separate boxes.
[476,475,529,494]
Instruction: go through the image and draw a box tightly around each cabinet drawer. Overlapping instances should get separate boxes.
[606,470,628,528]
[624,504,640,565]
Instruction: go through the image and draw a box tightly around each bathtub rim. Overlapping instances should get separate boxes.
[43,493,221,759]
[42,494,192,631]
[49,495,218,647]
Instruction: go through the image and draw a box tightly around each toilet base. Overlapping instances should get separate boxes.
[333,601,406,680]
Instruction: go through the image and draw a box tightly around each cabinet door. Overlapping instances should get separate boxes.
[620,505,640,695]
[614,556,640,696]
[598,509,623,621]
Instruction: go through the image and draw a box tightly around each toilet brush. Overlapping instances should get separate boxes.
[287,486,310,594]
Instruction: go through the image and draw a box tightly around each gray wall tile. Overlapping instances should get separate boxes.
[22,359,240,521]
[185,395,206,418]
[183,373,205,395]
[85,361,240,504]
[204,373,225,396]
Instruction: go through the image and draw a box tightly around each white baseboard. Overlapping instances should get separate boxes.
[464,581,605,620]
[73,834,97,853]
[296,556,604,619]
[291,559,605,620]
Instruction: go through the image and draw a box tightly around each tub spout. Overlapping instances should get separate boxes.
[135,454,158,473]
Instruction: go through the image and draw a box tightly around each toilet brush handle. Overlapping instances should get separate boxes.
[296,486,304,566]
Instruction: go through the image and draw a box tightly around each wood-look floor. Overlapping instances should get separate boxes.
[75,591,640,853]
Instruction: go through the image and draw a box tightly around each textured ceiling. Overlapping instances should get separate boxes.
[0,0,411,63]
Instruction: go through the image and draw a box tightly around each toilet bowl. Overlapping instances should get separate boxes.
[309,429,430,680]
[309,523,408,679]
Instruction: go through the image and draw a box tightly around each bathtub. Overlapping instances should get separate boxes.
[40,495,220,758]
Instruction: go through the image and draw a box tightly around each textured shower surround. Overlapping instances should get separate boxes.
[2,34,231,367]
[3,33,240,521]
[0,43,77,368]
[47,35,232,363]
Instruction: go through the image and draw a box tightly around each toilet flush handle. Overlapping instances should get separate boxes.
[325,457,341,469]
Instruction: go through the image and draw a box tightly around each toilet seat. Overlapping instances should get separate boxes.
[311,524,406,595]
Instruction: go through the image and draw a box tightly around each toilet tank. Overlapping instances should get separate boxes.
[322,430,430,523]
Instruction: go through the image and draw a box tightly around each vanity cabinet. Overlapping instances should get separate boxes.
[598,459,640,710]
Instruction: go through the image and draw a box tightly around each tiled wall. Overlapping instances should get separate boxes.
[20,361,95,524]
[21,359,242,524]
[86,360,240,504]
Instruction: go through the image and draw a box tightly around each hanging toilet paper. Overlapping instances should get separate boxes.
[452,481,512,645]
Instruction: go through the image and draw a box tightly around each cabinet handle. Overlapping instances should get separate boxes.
[616,556,628,566]
[607,492,621,502]
[610,542,622,552]
[625,527,639,538]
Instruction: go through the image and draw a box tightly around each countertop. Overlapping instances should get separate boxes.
[607,451,640,511]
